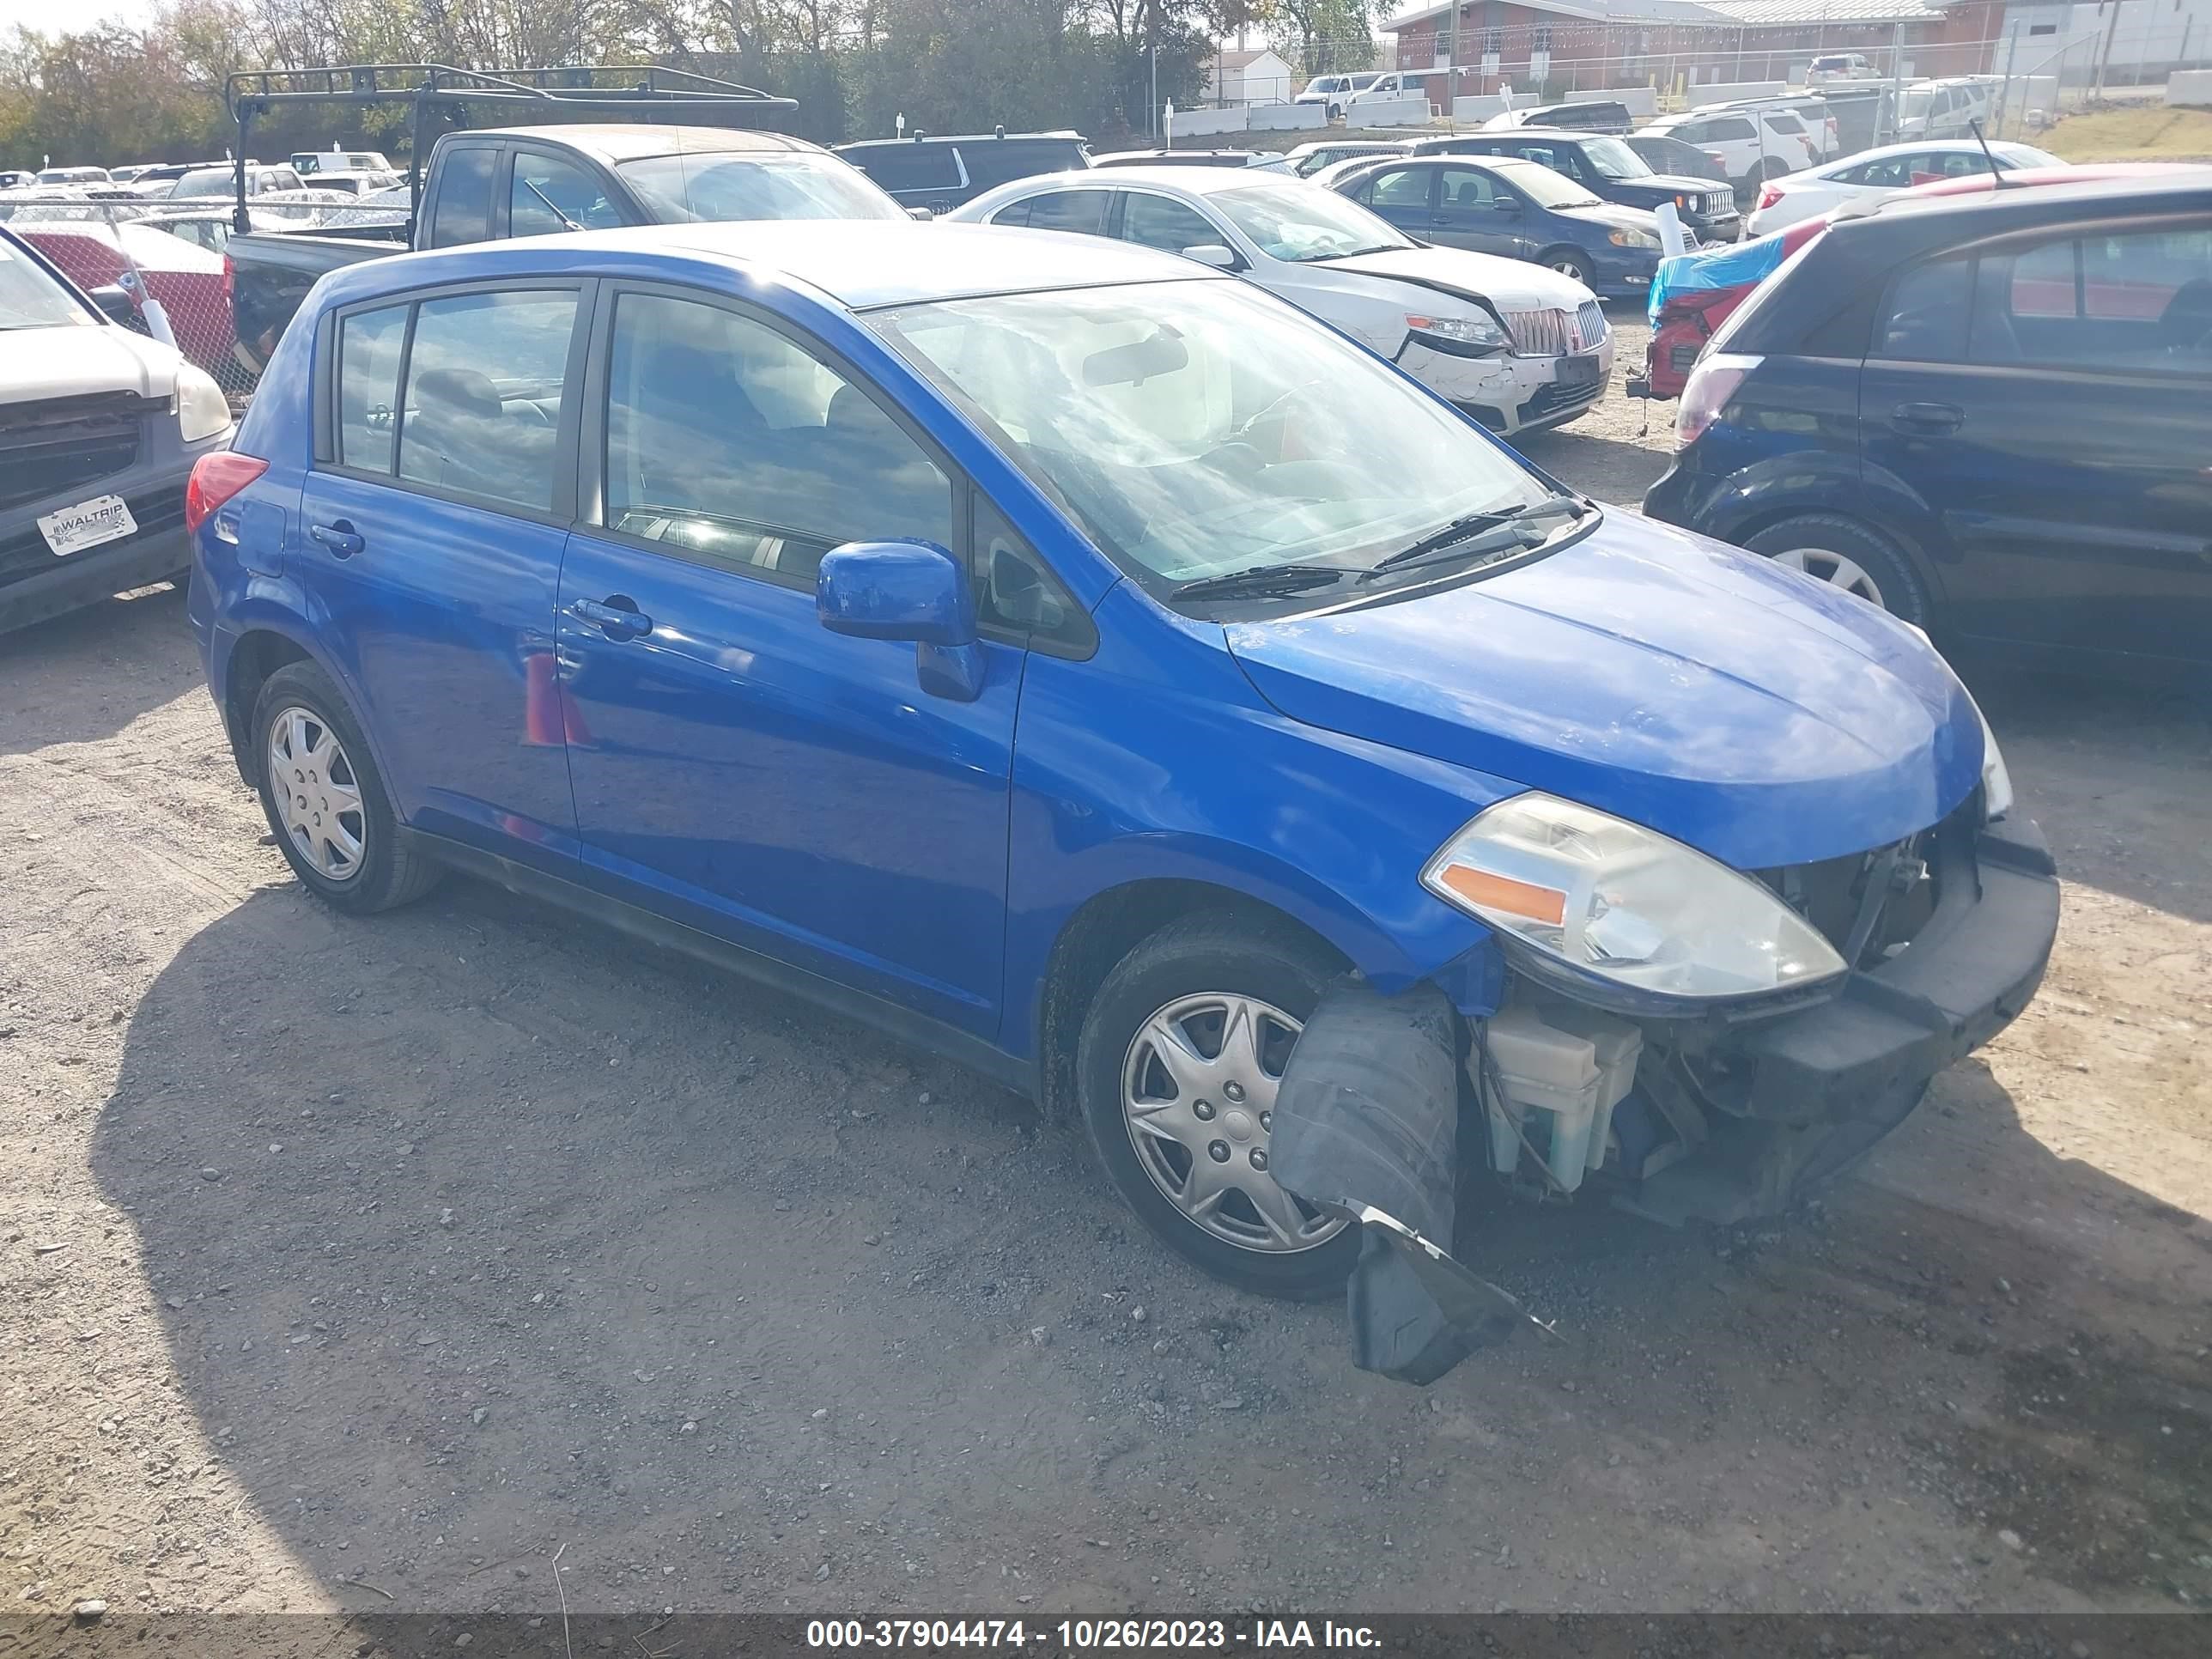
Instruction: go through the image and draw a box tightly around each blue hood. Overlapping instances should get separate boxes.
[1224,515,1984,871]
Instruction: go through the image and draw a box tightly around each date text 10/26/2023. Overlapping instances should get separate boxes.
[805,1620,1382,1650]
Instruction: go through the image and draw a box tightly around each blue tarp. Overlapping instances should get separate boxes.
[1648,232,1796,324]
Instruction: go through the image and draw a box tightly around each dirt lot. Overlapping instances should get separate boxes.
[4,326,2209,1623]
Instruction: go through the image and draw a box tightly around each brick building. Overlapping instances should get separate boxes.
[1382,0,2011,100]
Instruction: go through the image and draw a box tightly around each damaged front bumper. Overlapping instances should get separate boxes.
[1272,812,2060,1382]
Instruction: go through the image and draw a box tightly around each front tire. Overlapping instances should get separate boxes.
[1077,913,1361,1300]
[1742,514,1931,626]
[252,659,441,915]
[1543,248,1595,288]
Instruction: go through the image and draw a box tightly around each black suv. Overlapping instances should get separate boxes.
[834,131,1091,215]
[1403,131,1741,243]
[1644,173,2212,684]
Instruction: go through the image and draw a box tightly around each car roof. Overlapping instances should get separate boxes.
[1818,137,2046,169]
[837,132,1085,149]
[316,219,1212,315]
[980,164,1289,199]
[1847,169,2212,234]
[465,125,827,162]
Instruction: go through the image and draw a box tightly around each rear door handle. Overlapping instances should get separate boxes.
[308,520,363,557]
[569,596,653,640]
[1890,401,1964,435]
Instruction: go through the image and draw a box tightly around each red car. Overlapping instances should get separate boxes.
[12,217,240,388]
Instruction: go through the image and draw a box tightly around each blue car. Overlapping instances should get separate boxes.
[1317,153,1664,298]
[186,222,2056,1364]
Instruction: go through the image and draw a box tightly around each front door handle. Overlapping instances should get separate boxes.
[1890,401,1964,435]
[308,520,363,558]
[569,595,653,641]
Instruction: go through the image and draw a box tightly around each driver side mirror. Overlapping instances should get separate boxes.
[817,538,986,702]
[905,205,935,221]
[88,283,137,324]
[1492,197,1522,215]
[1181,243,1240,270]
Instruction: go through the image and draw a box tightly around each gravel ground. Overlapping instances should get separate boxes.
[3,325,2209,1621]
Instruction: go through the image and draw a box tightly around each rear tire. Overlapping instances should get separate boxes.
[252,659,441,915]
[1076,912,1361,1301]
[1742,514,1931,627]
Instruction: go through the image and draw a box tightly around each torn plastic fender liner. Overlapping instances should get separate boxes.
[1272,979,1539,1385]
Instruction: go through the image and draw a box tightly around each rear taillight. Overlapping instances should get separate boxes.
[185,451,268,535]
[1756,182,1784,211]
[1675,353,1760,447]
[221,252,234,307]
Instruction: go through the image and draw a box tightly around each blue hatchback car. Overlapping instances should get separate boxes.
[186,222,2057,1338]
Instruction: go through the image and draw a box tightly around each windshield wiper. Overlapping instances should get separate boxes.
[1368,494,1590,577]
[1171,562,1364,601]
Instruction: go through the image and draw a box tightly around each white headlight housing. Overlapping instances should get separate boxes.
[1970,696,2012,822]
[1404,311,1509,356]
[174,363,232,445]
[1423,793,1847,1006]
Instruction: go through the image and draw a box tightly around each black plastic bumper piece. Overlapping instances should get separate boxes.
[1734,814,2060,1123]
[0,525,191,638]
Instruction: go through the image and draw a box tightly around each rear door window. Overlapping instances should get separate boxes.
[1120,192,1222,254]
[426,146,496,247]
[396,290,580,511]
[1366,167,1436,210]
[1018,189,1111,235]
[1875,255,1972,362]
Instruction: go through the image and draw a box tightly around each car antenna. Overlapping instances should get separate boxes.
[1969,118,2013,188]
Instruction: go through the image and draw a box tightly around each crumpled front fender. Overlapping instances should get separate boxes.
[1271,979,1540,1385]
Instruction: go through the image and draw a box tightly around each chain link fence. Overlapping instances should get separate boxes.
[0,187,403,401]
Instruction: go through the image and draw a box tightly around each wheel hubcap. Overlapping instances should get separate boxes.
[1121,994,1347,1255]
[1772,547,1886,608]
[267,705,366,883]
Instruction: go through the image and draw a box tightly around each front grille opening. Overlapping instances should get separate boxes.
[1754,817,1948,971]
[0,392,153,514]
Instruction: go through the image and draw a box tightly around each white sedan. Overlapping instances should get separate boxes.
[1746,139,2061,235]
[949,167,1612,435]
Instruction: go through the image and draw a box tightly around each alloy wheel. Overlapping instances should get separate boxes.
[1771,546,1886,608]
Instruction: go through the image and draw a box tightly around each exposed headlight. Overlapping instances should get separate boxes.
[1422,793,1847,1006]
[1608,228,1660,249]
[1970,696,2013,822]
[1404,311,1508,357]
[174,363,232,444]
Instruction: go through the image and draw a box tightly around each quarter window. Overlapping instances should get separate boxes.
[396,290,579,511]
[1875,256,1972,362]
[336,303,407,473]
[599,293,954,584]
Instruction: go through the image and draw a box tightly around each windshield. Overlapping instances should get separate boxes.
[1504,164,1603,210]
[1577,137,1651,179]
[1211,183,1409,262]
[617,152,904,223]
[0,239,94,330]
[870,278,1553,596]
[170,169,236,198]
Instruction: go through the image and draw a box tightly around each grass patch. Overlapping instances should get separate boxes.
[2039,104,2212,162]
